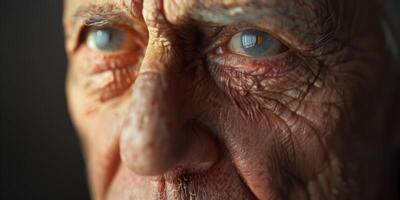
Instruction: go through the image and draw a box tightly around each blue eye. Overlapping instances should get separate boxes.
[228,29,286,57]
[87,28,124,52]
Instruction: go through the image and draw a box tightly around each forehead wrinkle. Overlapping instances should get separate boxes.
[123,0,143,19]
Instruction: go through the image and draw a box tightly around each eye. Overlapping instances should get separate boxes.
[228,29,287,57]
[86,27,137,53]
[79,27,144,101]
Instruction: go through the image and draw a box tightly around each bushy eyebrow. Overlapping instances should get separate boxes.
[72,4,134,27]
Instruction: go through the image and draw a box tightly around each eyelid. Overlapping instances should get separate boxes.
[74,25,146,75]
[203,22,291,56]
[70,16,147,54]
[77,24,147,54]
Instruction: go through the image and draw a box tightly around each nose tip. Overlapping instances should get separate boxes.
[120,72,186,175]
[119,72,219,176]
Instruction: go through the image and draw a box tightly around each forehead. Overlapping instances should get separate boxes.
[64,0,301,20]
[64,0,325,28]
[63,0,350,52]
[64,0,269,7]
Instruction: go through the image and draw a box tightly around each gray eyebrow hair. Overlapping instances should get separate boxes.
[72,4,136,27]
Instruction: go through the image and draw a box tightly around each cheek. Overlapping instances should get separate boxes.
[200,76,346,196]
[67,68,117,147]
[68,87,129,164]
[222,109,328,173]
[66,61,132,146]
[67,66,132,194]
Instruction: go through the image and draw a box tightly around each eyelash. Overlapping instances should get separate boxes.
[204,23,290,52]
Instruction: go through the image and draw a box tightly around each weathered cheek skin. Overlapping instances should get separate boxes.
[188,64,331,198]
[65,0,390,199]
[194,58,386,200]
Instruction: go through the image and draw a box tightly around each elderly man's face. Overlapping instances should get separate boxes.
[64,0,390,199]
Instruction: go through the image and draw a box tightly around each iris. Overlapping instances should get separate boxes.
[240,29,272,57]
[87,28,124,52]
[228,29,284,57]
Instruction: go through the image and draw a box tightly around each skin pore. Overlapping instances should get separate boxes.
[64,0,395,199]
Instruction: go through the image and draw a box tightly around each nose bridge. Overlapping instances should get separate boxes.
[119,0,219,176]
[120,38,188,175]
[119,0,188,175]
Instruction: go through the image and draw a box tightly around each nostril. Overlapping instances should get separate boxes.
[119,119,221,176]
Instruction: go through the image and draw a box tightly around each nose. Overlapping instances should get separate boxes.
[119,1,219,176]
[120,71,219,175]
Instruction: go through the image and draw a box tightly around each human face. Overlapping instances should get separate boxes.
[64,0,390,199]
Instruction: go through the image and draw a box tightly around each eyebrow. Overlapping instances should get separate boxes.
[72,4,143,29]
[71,1,289,27]
[67,0,336,52]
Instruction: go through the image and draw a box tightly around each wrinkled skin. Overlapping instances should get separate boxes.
[64,0,398,199]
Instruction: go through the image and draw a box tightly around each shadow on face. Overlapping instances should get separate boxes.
[64,0,398,199]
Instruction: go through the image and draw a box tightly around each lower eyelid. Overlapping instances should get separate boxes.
[76,45,142,101]
[208,51,297,77]
[78,45,142,74]
[85,67,137,102]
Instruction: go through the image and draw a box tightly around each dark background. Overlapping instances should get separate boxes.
[0,1,90,199]
[0,1,399,200]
